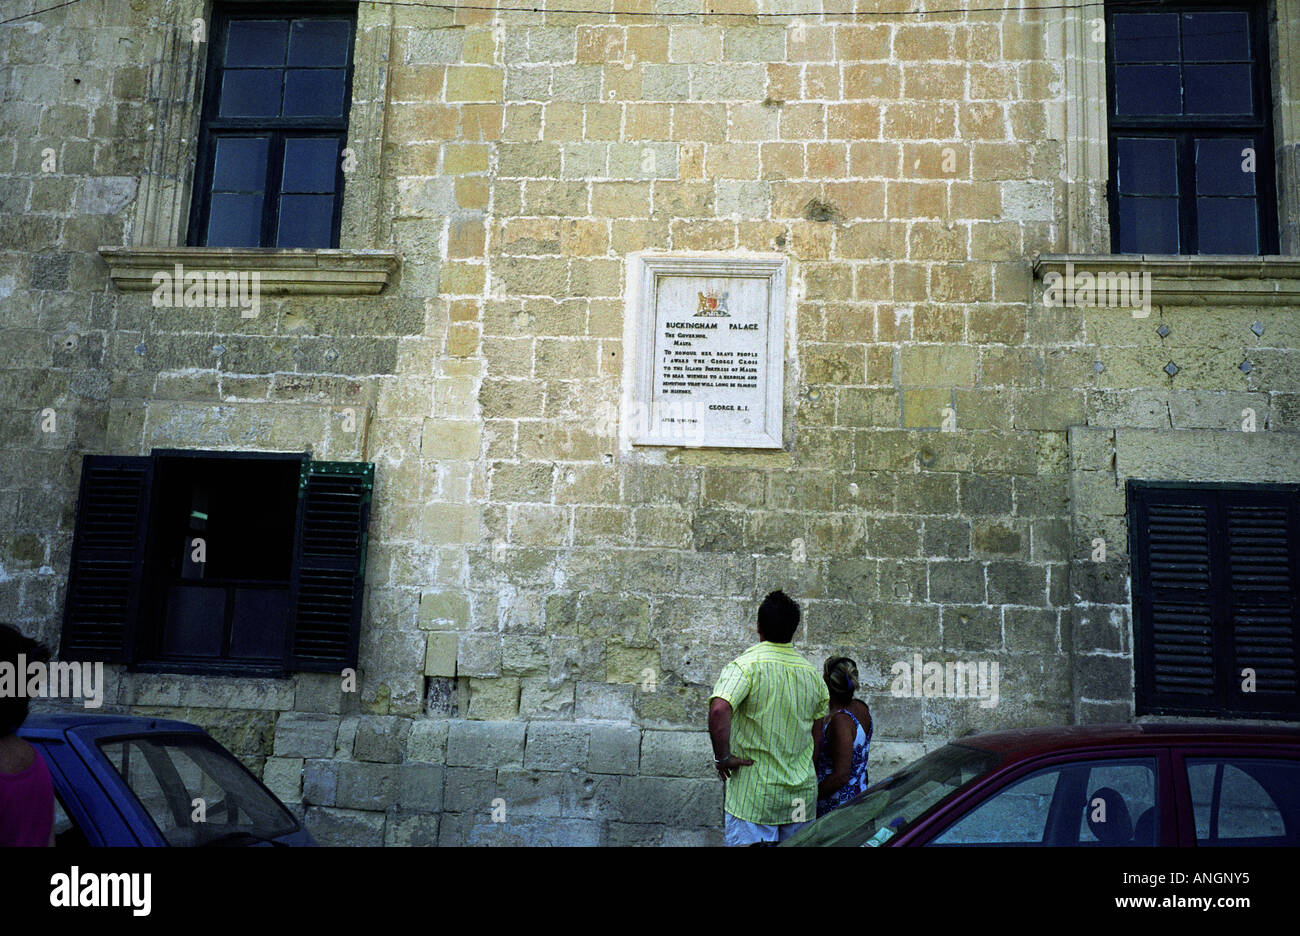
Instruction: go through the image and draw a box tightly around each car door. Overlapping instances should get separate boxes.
[1171,744,1300,847]
[27,738,146,847]
[908,748,1176,846]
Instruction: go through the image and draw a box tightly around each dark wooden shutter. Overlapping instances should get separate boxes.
[286,460,372,672]
[61,455,154,662]
[1224,495,1299,713]
[1131,483,1299,718]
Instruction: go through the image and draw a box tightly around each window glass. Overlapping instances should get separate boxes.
[1078,763,1158,845]
[100,737,298,846]
[1118,197,1180,253]
[1196,138,1256,196]
[1184,64,1252,115]
[1187,758,1299,845]
[224,19,287,67]
[1117,138,1178,195]
[1112,13,1180,63]
[1181,12,1250,62]
[1197,197,1258,253]
[282,138,339,194]
[928,757,1160,846]
[929,768,1058,844]
[1115,65,1182,116]
[288,19,351,66]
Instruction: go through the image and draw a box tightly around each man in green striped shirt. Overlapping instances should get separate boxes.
[708,590,829,846]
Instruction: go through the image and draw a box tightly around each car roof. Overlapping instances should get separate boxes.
[19,712,204,739]
[953,723,1300,758]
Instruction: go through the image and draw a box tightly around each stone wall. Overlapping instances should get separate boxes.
[2,1,1297,845]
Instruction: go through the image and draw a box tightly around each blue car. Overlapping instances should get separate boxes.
[19,714,315,847]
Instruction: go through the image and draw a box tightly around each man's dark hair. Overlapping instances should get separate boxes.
[757,590,800,643]
[0,624,49,737]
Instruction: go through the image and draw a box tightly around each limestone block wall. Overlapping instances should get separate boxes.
[2,1,1297,844]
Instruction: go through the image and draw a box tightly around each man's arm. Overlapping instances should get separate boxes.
[708,697,753,780]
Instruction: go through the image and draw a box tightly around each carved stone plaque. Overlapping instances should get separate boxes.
[626,254,786,448]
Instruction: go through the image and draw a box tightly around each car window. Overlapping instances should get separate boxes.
[1187,758,1300,846]
[1077,763,1158,845]
[99,735,298,846]
[782,743,1003,847]
[927,768,1058,844]
[928,757,1159,846]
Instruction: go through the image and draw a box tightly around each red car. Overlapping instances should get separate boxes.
[784,724,1300,847]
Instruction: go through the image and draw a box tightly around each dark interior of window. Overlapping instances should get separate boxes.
[140,455,301,667]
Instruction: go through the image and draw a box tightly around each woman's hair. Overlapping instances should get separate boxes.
[823,656,859,700]
[0,624,49,737]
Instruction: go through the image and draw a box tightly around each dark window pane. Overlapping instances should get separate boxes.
[229,589,289,659]
[1196,138,1256,196]
[1112,13,1179,62]
[1197,197,1258,254]
[282,69,346,117]
[212,137,269,192]
[224,20,288,68]
[207,193,264,247]
[1119,196,1180,253]
[1115,65,1182,116]
[288,19,351,67]
[219,70,283,118]
[277,194,334,247]
[163,586,225,657]
[1184,64,1253,115]
[1117,137,1178,195]
[282,138,339,193]
[1182,12,1250,62]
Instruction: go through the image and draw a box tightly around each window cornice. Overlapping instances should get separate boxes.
[1033,253,1300,305]
[99,246,399,295]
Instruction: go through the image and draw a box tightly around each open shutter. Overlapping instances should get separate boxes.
[286,460,372,672]
[1132,483,1300,718]
[61,455,154,662]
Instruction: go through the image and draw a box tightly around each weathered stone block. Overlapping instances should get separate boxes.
[617,777,722,826]
[639,730,713,778]
[304,807,385,847]
[588,724,641,775]
[354,715,411,763]
[273,713,339,759]
[524,722,591,771]
[447,719,527,768]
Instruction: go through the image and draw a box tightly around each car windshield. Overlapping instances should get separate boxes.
[99,734,298,846]
[783,743,1003,847]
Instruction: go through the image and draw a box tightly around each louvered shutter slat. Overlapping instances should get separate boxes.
[286,461,372,672]
[62,456,153,661]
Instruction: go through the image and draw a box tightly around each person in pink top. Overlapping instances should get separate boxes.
[0,624,55,847]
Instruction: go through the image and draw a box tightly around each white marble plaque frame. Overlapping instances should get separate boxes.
[625,253,787,449]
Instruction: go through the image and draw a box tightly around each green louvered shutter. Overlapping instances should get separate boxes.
[61,455,154,661]
[286,460,372,672]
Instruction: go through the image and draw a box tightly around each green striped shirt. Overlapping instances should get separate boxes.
[710,641,829,825]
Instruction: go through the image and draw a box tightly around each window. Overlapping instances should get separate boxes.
[188,5,356,248]
[1129,482,1300,719]
[1105,3,1278,254]
[100,735,299,846]
[61,451,373,676]
[928,757,1161,846]
[1186,757,1300,845]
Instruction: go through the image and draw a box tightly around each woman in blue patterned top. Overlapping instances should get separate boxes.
[814,656,872,817]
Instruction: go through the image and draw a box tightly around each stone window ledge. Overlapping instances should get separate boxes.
[99,247,400,296]
[1034,254,1300,306]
